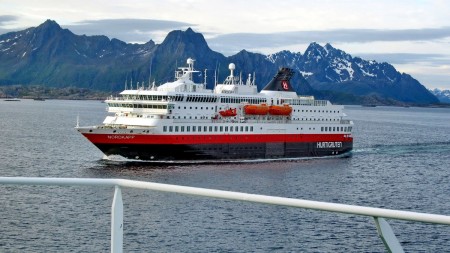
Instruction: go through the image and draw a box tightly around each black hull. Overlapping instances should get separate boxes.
[95,142,353,161]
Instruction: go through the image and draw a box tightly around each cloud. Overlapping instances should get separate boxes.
[207,27,450,55]
[354,53,450,65]
[0,15,20,35]
[64,19,195,43]
[0,15,18,26]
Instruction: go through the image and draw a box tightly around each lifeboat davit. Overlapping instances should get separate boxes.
[244,104,269,115]
[269,104,292,115]
[219,108,237,117]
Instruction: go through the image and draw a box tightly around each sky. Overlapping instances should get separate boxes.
[1,0,450,90]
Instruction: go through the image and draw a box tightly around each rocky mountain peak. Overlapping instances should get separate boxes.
[39,19,62,30]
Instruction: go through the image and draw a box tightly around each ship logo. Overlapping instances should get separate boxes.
[282,80,289,90]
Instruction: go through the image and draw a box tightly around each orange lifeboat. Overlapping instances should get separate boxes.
[244,104,269,115]
[269,104,292,115]
[219,108,237,117]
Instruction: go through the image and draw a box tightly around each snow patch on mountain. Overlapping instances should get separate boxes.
[300,71,313,77]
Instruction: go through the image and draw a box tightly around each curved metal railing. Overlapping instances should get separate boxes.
[1,177,449,253]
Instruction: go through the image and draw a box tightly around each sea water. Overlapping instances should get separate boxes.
[0,100,449,252]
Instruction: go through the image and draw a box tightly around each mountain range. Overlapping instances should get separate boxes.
[430,89,450,103]
[0,19,440,105]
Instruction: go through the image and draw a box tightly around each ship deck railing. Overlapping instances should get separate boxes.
[1,177,449,253]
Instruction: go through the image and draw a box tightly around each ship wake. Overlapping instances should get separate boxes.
[353,141,450,155]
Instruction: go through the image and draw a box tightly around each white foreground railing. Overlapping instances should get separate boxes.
[1,177,450,253]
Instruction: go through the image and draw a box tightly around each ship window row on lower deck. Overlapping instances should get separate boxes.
[294,109,340,113]
[162,125,351,133]
[322,126,352,132]
[163,125,254,133]
[291,117,340,121]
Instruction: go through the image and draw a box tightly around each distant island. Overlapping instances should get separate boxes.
[0,85,112,100]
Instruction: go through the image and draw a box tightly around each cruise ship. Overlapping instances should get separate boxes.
[77,58,353,161]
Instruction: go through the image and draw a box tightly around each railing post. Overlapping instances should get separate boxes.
[374,217,404,253]
[111,185,123,253]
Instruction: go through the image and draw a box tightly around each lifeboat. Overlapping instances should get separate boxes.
[269,104,292,115]
[244,104,269,115]
[219,108,237,117]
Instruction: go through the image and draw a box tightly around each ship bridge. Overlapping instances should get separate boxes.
[214,63,258,95]
[157,58,211,93]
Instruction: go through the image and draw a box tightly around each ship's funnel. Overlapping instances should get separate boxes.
[262,68,296,92]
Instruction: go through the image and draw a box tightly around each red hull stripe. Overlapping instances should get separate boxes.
[82,133,353,145]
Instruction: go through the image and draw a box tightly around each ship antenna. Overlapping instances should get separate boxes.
[130,77,133,90]
[76,113,79,128]
[214,62,220,89]
[149,56,153,89]
[204,69,208,88]
[124,75,128,90]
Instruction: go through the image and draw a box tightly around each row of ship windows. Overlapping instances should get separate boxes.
[167,115,340,121]
[178,106,214,110]
[108,103,341,115]
[167,116,340,121]
[161,125,351,133]
[119,95,328,107]
[220,97,267,104]
[291,118,340,121]
[108,103,168,109]
[122,95,267,104]
[174,106,340,114]
[322,126,352,132]
[289,99,327,106]
[122,95,183,101]
[295,109,340,113]
[163,125,254,133]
